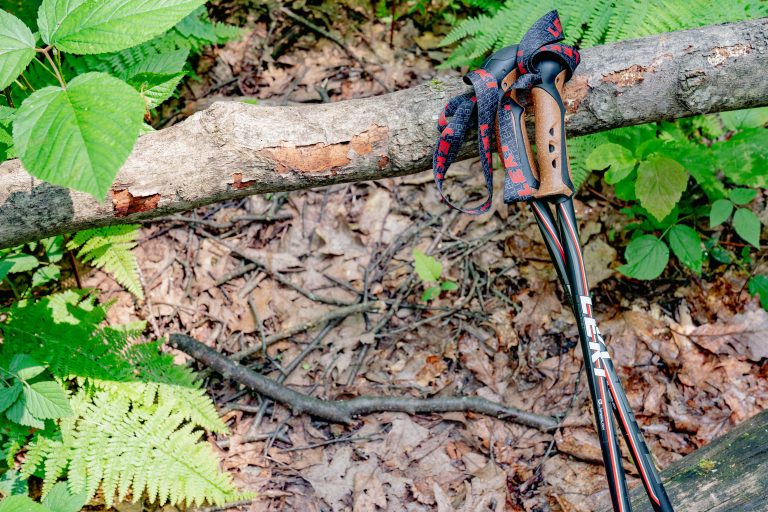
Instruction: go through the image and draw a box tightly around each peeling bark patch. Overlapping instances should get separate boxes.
[232,172,257,190]
[564,75,589,114]
[707,44,751,67]
[378,155,390,169]
[602,64,649,87]
[258,125,388,174]
[112,189,161,217]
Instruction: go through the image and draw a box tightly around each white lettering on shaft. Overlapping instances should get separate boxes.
[580,295,610,378]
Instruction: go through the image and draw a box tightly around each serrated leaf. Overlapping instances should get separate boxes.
[413,249,442,282]
[748,275,768,310]
[730,188,757,205]
[31,264,61,288]
[733,208,762,248]
[713,129,768,188]
[635,156,688,222]
[0,469,28,498]
[39,0,206,54]
[618,235,669,280]
[23,381,72,419]
[13,72,145,200]
[586,143,636,184]
[41,482,88,512]
[709,199,733,228]
[125,48,189,76]
[5,397,44,428]
[668,225,703,274]
[3,253,39,273]
[0,495,50,512]
[0,382,22,413]
[10,354,46,381]
[41,236,64,263]
[127,71,185,109]
[0,10,36,90]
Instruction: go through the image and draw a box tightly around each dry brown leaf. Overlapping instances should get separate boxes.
[685,306,768,361]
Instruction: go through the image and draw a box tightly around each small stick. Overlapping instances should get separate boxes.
[232,302,379,360]
[170,333,558,431]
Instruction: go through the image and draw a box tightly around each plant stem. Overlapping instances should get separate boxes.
[4,277,20,299]
[37,47,66,88]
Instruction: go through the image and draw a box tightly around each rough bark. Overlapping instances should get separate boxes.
[1,19,767,248]
[600,409,768,512]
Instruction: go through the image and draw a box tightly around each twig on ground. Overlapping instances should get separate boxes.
[169,333,558,431]
[232,302,379,360]
[215,262,259,286]
[278,6,392,92]
[199,229,353,306]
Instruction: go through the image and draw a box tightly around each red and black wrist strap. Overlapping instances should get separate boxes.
[432,10,580,212]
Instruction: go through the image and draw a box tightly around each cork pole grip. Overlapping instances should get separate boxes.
[532,66,574,199]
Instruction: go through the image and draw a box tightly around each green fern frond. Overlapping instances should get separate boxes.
[442,0,768,67]
[24,393,246,508]
[67,225,144,299]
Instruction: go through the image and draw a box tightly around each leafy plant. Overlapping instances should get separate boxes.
[0,1,240,200]
[582,107,766,280]
[440,0,768,67]
[0,291,247,508]
[749,275,768,310]
[413,248,458,301]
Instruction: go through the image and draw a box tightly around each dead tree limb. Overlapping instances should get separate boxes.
[168,333,559,431]
[1,19,767,248]
[600,409,768,512]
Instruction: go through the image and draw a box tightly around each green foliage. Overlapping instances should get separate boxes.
[66,225,144,298]
[13,73,145,200]
[618,235,669,280]
[748,275,768,310]
[0,2,240,200]
[441,0,768,67]
[584,107,766,279]
[412,248,458,301]
[0,291,245,509]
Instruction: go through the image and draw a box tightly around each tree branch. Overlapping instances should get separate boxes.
[168,333,559,431]
[1,19,767,248]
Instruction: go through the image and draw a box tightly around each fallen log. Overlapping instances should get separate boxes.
[600,409,768,512]
[1,18,767,248]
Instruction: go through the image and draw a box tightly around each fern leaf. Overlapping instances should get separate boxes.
[67,225,144,299]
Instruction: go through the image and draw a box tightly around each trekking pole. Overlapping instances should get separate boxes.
[530,52,675,512]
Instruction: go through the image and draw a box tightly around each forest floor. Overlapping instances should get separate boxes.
[88,6,768,512]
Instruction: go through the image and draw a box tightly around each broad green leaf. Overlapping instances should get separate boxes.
[733,208,761,248]
[585,143,636,184]
[31,264,61,288]
[709,199,733,228]
[618,235,669,280]
[663,141,725,201]
[5,397,44,428]
[730,188,757,205]
[413,249,442,282]
[0,259,13,281]
[3,253,39,273]
[0,10,36,90]
[39,0,206,54]
[635,156,688,222]
[127,71,185,109]
[10,354,46,381]
[668,225,703,274]
[721,107,768,130]
[710,245,733,264]
[0,382,22,413]
[421,286,441,302]
[13,72,145,199]
[748,275,768,310]
[41,482,88,512]
[41,236,64,263]
[22,380,72,419]
[126,48,189,76]
[440,281,458,291]
[0,495,50,512]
